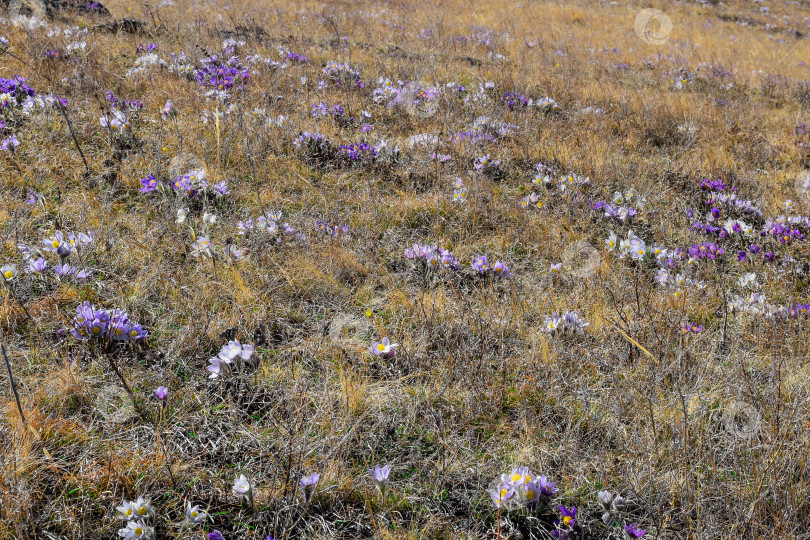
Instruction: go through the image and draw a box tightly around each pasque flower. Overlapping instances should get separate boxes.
[1,263,17,282]
[152,386,168,401]
[370,337,398,358]
[370,464,391,494]
[118,520,152,539]
[624,523,646,538]
[299,472,320,503]
[185,503,207,524]
[233,474,253,505]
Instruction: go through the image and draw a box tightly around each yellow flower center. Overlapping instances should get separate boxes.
[377,344,386,351]
[92,327,101,335]
[563,516,572,527]
[138,507,147,515]
[526,489,536,499]
[500,488,509,498]
[134,527,143,535]
[52,241,59,248]
[511,473,521,482]
[190,511,197,517]
[3,271,11,279]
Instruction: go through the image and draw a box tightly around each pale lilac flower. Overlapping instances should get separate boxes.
[118,520,152,539]
[503,466,532,486]
[100,109,130,132]
[370,464,391,493]
[28,257,47,273]
[232,474,253,505]
[218,340,255,362]
[54,262,74,278]
[471,255,489,274]
[299,472,320,503]
[492,260,510,278]
[185,504,207,524]
[207,356,228,378]
[489,481,514,509]
[213,181,230,196]
[191,236,212,258]
[152,386,168,401]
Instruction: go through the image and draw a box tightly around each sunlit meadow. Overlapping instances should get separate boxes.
[2,0,810,537]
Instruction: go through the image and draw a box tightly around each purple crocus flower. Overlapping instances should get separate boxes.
[207,532,225,540]
[28,257,47,273]
[153,386,168,400]
[492,260,510,278]
[471,255,489,274]
[552,505,577,538]
[139,174,158,193]
[624,524,646,538]
[299,472,320,503]
[54,262,73,278]
[213,181,230,196]
[370,464,391,493]
[370,337,398,358]
[1,135,19,151]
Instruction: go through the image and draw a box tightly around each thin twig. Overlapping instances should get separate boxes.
[1,343,27,425]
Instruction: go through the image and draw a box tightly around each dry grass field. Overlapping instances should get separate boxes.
[2,0,810,537]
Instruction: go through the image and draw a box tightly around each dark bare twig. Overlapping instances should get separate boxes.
[1,343,27,426]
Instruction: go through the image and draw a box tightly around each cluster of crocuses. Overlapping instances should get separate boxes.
[117,496,208,538]
[315,220,349,238]
[321,61,363,87]
[520,192,544,210]
[337,140,378,161]
[237,210,303,244]
[70,302,147,342]
[471,255,510,277]
[311,102,345,119]
[207,340,255,378]
[488,466,558,511]
[0,75,37,109]
[194,52,250,99]
[116,497,156,538]
[536,172,590,194]
[489,468,645,539]
[452,178,468,204]
[472,154,502,175]
[502,90,529,110]
[654,269,707,291]
[760,217,807,244]
[590,200,637,223]
[543,311,589,334]
[12,230,94,279]
[160,170,229,198]
[404,242,460,271]
[687,242,725,260]
[681,322,705,334]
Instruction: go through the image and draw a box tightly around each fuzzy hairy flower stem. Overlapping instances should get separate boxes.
[1,343,27,426]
